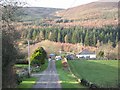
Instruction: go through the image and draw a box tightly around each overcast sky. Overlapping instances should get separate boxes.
[21,0,119,9]
[23,0,97,9]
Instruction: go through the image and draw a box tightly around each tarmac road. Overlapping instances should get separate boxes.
[32,60,61,89]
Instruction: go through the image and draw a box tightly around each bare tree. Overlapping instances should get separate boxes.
[1,0,25,88]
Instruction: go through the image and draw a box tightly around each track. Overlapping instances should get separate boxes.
[32,60,61,88]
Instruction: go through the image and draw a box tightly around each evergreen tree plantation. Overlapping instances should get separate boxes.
[21,25,118,47]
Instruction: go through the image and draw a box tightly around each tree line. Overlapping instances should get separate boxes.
[22,25,118,47]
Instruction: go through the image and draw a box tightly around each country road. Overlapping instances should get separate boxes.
[32,60,61,88]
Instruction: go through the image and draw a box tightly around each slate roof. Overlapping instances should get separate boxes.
[49,54,55,56]
[79,49,95,55]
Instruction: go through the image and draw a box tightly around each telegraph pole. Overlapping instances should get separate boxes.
[28,40,31,77]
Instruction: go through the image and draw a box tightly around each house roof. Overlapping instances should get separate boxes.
[49,53,55,56]
[79,49,95,55]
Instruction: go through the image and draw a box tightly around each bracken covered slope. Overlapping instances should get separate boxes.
[55,1,118,27]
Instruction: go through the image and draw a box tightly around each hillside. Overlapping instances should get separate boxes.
[55,1,118,27]
[19,7,63,22]
[20,40,96,56]
[19,40,118,60]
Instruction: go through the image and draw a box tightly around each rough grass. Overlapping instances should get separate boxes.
[17,77,37,89]
[68,60,118,88]
[56,60,87,88]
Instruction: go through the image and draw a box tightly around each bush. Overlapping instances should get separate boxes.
[81,78,99,88]
[17,53,26,59]
[22,40,34,45]
[63,19,69,23]
[97,51,104,57]
[31,47,47,66]
[16,59,28,64]
[16,74,22,85]
[16,69,30,85]
[31,66,41,73]
[22,40,28,44]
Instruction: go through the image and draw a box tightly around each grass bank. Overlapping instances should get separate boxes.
[56,60,86,88]
[68,60,118,88]
[17,77,37,89]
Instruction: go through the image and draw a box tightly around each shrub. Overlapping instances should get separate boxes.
[97,51,104,57]
[16,74,22,85]
[31,47,47,66]
[16,59,28,64]
[81,78,99,88]
[31,67,41,73]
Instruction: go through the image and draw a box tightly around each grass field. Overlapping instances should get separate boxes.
[56,60,86,88]
[68,60,118,88]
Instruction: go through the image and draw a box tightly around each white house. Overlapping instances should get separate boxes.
[76,49,96,59]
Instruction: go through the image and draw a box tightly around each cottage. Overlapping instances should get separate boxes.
[76,49,96,59]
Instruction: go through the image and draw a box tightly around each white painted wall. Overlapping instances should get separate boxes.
[76,54,96,59]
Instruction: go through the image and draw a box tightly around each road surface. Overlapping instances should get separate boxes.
[32,60,61,88]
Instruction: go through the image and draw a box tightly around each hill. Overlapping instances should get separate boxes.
[55,1,118,27]
[19,7,63,22]
[20,40,96,56]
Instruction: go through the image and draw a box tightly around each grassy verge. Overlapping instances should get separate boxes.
[40,60,48,72]
[56,60,86,88]
[68,60,118,88]
[15,64,28,68]
[17,60,48,89]
[32,59,48,73]
[17,77,38,89]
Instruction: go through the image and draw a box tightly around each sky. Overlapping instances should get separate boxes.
[21,0,119,9]
[23,0,98,9]
[1,0,119,8]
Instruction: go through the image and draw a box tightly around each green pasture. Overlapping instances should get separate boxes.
[68,60,118,88]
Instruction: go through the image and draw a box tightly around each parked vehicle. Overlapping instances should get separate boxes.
[66,54,75,60]
[55,56,62,60]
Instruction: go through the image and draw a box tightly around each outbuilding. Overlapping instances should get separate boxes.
[49,53,55,60]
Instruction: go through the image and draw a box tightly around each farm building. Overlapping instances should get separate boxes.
[76,49,96,59]
[49,53,55,60]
